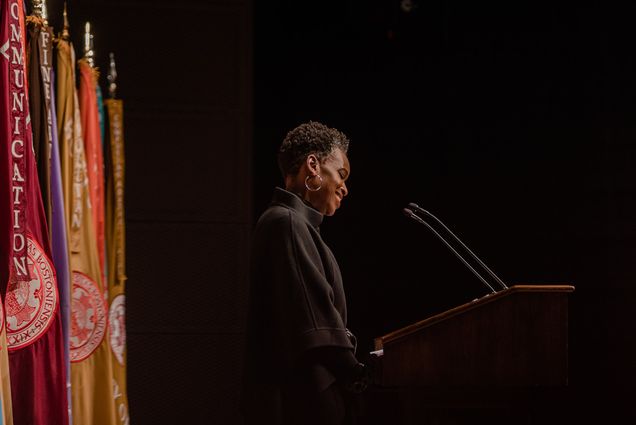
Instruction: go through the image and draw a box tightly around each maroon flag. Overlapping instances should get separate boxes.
[26,15,53,233]
[0,1,68,424]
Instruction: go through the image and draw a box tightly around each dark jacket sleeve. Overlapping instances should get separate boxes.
[266,210,354,356]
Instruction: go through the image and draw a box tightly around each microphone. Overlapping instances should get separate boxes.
[408,203,508,291]
[403,208,498,294]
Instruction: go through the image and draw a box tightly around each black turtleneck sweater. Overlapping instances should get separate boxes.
[243,187,358,423]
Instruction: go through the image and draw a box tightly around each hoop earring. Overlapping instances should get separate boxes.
[305,175,323,192]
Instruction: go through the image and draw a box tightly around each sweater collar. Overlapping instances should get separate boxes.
[271,187,323,229]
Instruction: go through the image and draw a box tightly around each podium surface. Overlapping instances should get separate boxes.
[374,285,575,388]
[363,285,575,424]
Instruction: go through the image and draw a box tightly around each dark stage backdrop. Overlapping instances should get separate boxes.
[48,0,252,424]
[40,0,636,424]
[254,1,636,424]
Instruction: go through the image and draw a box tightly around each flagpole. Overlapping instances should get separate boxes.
[31,0,48,25]
[108,53,117,99]
[84,22,95,68]
[61,2,70,40]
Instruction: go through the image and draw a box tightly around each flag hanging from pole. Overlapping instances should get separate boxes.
[49,56,73,425]
[27,10,73,423]
[54,23,83,425]
[79,59,106,284]
[56,24,117,425]
[96,84,108,287]
[104,97,130,425]
[1,2,68,424]
[0,0,19,422]
[25,14,52,229]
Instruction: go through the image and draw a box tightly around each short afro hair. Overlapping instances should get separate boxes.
[277,121,350,177]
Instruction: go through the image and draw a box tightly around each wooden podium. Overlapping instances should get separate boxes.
[362,285,575,424]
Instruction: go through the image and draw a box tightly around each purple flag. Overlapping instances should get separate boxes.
[50,70,73,425]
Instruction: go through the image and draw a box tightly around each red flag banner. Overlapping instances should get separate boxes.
[1,1,68,424]
[79,60,106,283]
[0,0,19,422]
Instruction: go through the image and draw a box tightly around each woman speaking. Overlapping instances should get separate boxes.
[243,121,368,425]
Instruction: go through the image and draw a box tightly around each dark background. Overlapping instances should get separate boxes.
[47,0,635,423]
[255,1,636,423]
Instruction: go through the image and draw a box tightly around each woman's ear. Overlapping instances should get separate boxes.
[306,154,319,175]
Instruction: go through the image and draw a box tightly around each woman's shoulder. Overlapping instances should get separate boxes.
[255,204,307,234]
[257,204,293,228]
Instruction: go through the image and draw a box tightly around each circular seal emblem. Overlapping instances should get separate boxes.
[70,271,107,362]
[108,294,126,365]
[5,237,59,350]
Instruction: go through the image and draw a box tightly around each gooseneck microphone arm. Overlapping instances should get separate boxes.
[408,203,509,291]
[403,208,497,294]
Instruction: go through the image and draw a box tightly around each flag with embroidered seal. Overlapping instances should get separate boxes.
[57,26,117,425]
[0,1,19,422]
[1,1,68,424]
[104,97,130,425]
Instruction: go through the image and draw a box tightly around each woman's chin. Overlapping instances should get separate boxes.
[324,204,339,216]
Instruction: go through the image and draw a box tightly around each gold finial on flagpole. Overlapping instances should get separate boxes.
[61,2,70,40]
[108,52,118,99]
[32,0,48,25]
[41,0,48,25]
[84,21,95,67]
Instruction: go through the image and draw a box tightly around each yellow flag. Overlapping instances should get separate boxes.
[56,37,117,425]
[55,37,75,253]
[104,99,130,425]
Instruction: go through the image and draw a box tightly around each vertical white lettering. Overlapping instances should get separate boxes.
[13,233,25,251]
[40,32,50,64]
[12,186,23,204]
[13,257,27,276]
[13,68,23,88]
[11,139,23,158]
[9,23,19,42]
[113,380,122,399]
[9,0,28,282]
[10,2,19,19]
[43,71,52,106]
[12,92,24,112]
[12,163,24,181]
[41,65,51,83]
[10,45,22,65]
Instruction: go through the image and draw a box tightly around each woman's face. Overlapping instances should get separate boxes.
[307,148,350,216]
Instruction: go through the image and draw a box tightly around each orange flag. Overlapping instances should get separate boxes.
[57,34,116,425]
[79,60,105,283]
